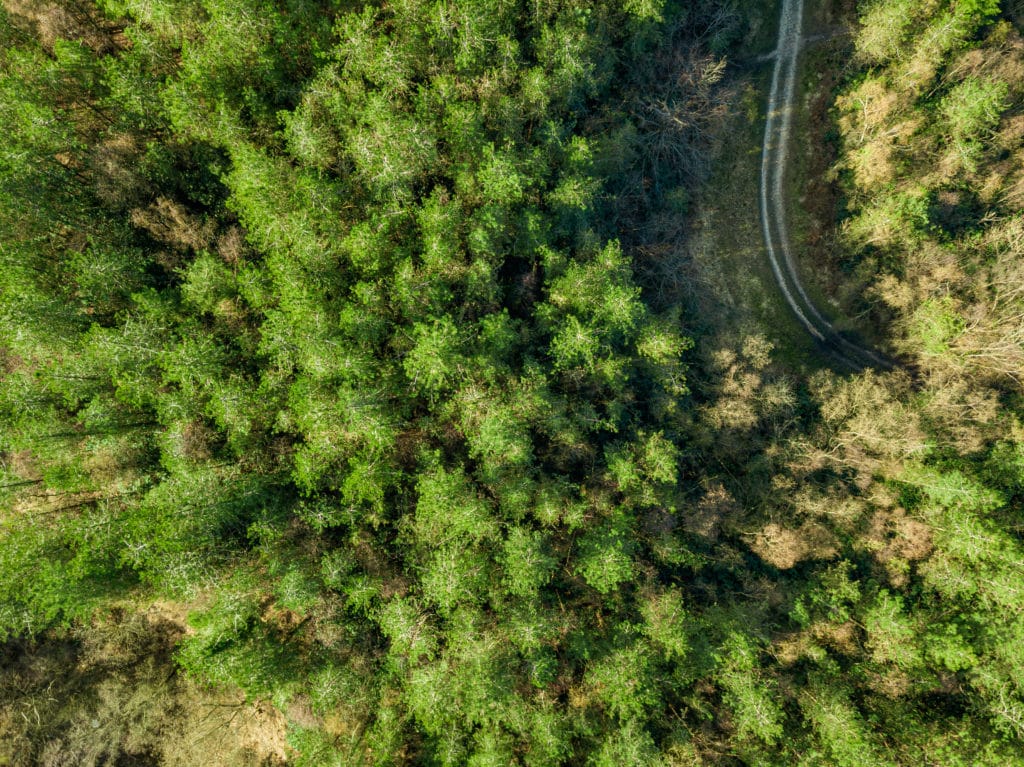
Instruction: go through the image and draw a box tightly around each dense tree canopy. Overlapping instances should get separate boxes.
[0,0,1023,765]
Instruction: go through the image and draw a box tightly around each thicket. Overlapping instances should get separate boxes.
[1,0,1023,765]
[833,0,1024,380]
[0,0,722,763]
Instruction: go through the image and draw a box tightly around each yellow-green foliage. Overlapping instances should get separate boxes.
[836,6,1024,376]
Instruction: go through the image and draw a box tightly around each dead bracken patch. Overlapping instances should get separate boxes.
[811,619,860,656]
[5,450,40,481]
[217,227,247,267]
[131,197,215,253]
[748,521,838,570]
[2,0,124,53]
[864,668,913,698]
[90,134,147,209]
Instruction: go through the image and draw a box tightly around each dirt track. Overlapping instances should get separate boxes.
[759,0,892,371]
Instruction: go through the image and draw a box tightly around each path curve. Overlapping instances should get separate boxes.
[760,0,892,371]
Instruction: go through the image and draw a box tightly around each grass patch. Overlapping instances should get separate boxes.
[688,65,832,373]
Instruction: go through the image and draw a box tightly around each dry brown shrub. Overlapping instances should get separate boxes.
[811,620,860,656]
[285,695,321,731]
[935,141,986,185]
[0,607,291,767]
[0,347,26,376]
[833,77,922,193]
[789,486,867,530]
[864,668,912,698]
[2,0,123,53]
[215,298,251,334]
[662,740,704,767]
[12,488,102,517]
[81,446,135,489]
[999,153,1024,207]
[901,239,966,306]
[698,335,783,433]
[949,46,988,79]
[979,158,1014,204]
[217,227,247,267]
[835,78,901,144]
[942,221,1024,384]
[846,139,896,191]
[747,521,837,570]
[89,134,147,210]
[995,114,1024,152]
[145,600,195,634]
[131,197,214,252]
[867,273,915,313]
[179,420,215,462]
[167,693,290,767]
[985,25,1024,91]
[979,168,1008,205]
[899,16,956,92]
[567,683,590,710]
[4,449,40,480]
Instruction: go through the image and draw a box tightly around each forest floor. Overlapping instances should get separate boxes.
[690,0,882,372]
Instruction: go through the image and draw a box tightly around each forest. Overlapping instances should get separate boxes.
[0,0,1022,764]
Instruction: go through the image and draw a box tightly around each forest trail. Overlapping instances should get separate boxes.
[759,0,893,371]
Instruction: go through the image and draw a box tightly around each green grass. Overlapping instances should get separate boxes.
[689,61,832,374]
